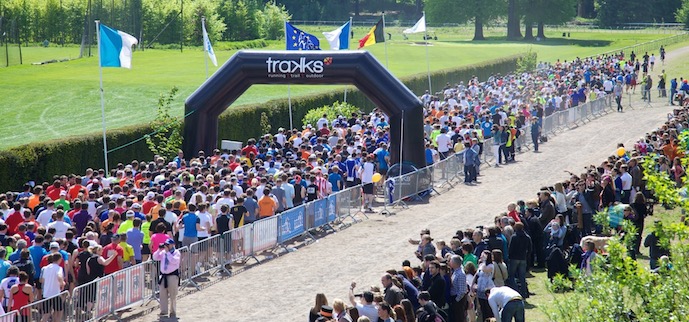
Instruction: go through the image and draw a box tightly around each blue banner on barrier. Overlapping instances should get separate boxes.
[278,206,305,243]
[327,195,337,222]
[314,199,328,227]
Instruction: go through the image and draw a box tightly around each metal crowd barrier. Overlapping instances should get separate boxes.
[20,290,71,322]
[384,96,621,208]
[0,310,17,322]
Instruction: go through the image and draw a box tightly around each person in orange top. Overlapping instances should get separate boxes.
[661,139,677,161]
[257,188,277,218]
[68,176,85,201]
[27,186,42,210]
[148,194,164,220]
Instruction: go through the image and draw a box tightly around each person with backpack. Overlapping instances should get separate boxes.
[416,291,446,322]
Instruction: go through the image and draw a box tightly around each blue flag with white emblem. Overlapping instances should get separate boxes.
[285,22,321,51]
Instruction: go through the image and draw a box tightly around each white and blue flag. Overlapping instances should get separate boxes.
[202,19,218,66]
[322,20,351,50]
[98,23,138,69]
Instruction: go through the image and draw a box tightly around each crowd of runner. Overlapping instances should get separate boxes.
[0,47,678,320]
[307,89,689,322]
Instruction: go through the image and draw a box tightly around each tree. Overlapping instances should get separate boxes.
[218,0,260,41]
[522,0,576,39]
[146,87,183,161]
[506,0,522,40]
[426,0,504,41]
[676,0,689,29]
[257,1,291,40]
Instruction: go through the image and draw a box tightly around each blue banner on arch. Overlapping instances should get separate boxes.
[278,206,305,243]
[313,199,328,228]
[327,195,338,222]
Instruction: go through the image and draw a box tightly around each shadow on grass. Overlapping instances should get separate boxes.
[440,37,613,48]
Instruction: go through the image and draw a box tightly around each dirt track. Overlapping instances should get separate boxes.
[133,46,689,322]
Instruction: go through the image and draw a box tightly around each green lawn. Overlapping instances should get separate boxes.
[0,28,681,149]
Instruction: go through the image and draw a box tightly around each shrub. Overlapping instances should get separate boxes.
[302,102,361,128]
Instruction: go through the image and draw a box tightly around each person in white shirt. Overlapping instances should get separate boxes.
[40,253,66,322]
[36,201,56,228]
[0,266,19,311]
[47,210,71,239]
[348,283,379,322]
[435,128,452,159]
[195,203,213,240]
[317,114,329,130]
[360,155,376,212]
[487,286,524,322]
[214,190,235,214]
[619,164,633,203]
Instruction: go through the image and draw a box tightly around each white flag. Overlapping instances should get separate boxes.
[322,21,351,50]
[202,19,217,66]
[403,15,426,34]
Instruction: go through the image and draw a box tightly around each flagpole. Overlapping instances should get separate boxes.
[382,13,389,68]
[285,20,293,130]
[344,17,352,104]
[202,17,208,79]
[424,12,432,95]
[288,85,293,130]
[202,17,209,79]
[95,20,109,173]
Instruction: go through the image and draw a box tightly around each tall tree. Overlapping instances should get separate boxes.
[506,0,522,39]
[523,0,576,39]
[677,0,689,28]
[426,0,504,41]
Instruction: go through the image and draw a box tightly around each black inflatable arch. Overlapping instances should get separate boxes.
[183,50,426,168]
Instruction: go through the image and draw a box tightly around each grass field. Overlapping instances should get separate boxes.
[0,28,682,150]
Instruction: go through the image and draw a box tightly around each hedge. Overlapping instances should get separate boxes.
[0,53,528,192]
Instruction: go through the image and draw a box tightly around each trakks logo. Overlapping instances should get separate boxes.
[266,57,329,79]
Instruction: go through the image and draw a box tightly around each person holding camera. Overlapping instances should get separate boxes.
[152,238,181,317]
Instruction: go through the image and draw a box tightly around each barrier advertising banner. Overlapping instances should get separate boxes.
[278,206,305,243]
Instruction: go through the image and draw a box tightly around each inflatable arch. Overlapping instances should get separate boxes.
[183,50,426,168]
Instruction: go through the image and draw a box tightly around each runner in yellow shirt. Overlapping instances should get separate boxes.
[119,234,136,268]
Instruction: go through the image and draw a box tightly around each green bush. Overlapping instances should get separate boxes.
[0,53,526,192]
[302,102,361,128]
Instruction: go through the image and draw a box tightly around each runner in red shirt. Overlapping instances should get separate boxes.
[5,204,24,235]
[46,180,64,201]
[101,235,124,275]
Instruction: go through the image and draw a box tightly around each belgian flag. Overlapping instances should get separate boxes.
[358,18,385,49]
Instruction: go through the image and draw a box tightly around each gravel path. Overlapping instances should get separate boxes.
[133,45,689,322]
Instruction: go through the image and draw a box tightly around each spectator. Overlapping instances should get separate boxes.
[487,286,525,322]
[310,293,329,322]
[448,254,468,322]
[426,261,446,310]
[377,302,395,322]
[507,222,531,298]
[153,239,181,318]
[381,273,404,307]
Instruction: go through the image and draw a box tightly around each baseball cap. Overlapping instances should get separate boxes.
[164,238,175,245]
[112,234,121,239]
[126,210,135,217]
[49,242,59,249]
